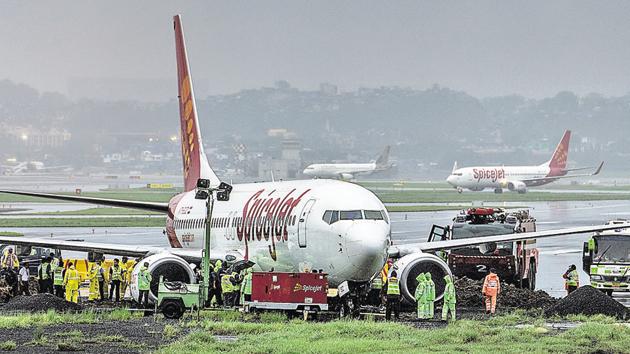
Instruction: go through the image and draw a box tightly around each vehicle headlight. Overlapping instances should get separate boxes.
[590,275,603,281]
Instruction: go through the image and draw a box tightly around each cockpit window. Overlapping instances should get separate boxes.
[452,173,463,176]
[340,210,363,220]
[323,210,340,224]
[364,210,384,220]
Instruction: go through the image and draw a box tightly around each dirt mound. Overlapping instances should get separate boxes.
[545,286,628,319]
[454,277,557,309]
[2,293,82,312]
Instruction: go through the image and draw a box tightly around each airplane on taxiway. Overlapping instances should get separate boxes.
[446,130,603,193]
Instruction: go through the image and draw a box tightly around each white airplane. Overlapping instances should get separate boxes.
[303,146,391,180]
[446,130,604,193]
[0,17,625,307]
[1,161,70,175]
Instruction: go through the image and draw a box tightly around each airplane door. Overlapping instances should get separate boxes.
[297,199,316,248]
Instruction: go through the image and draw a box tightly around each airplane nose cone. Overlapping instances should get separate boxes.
[344,223,389,280]
[446,175,456,186]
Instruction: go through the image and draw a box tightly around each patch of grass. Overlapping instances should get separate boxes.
[35,207,161,216]
[258,311,288,323]
[163,324,179,339]
[0,217,164,228]
[198,310,243,322]
[0,191,175,203]
[56,341,81,351]
[157,315,630,354]
[0,340,16,351]
[0,231,23,237]
[375,189,630,203]
[0,309,141,329]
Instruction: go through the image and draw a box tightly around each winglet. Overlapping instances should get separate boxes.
[173,15,220,191]
[592,161,604,176]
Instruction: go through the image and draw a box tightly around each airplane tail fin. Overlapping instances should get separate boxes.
[452,161,458,173]
[548,130,571,170]
[375,145,391,168]
[174,15,220,191]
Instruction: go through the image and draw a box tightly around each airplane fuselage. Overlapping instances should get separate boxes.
[447,164,565,190]
[303,163,379,179]
[166,179,391,286]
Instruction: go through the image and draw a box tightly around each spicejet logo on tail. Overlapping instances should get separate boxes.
[179,75,196,182]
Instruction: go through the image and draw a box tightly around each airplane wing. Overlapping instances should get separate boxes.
[0,190,169,213]
[0,235,208,262]
[522,161,604,184]
[389,222,629,256]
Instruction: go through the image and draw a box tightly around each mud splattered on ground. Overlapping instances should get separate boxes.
[454,277,558,309]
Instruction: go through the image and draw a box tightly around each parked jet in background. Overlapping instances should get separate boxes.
[446,130,603,193]
[303,146,391,180]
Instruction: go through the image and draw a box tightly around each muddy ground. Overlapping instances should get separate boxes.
[0,317,182,354]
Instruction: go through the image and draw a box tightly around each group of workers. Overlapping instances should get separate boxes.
[383,267,504,321]
[0,247,152,306]
[204,260,253,308]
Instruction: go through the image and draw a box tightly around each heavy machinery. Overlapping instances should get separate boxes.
[428,208,538,289]
[583,219,630,296]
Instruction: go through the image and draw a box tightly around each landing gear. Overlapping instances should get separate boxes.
[456,187,463,194]
[494,188,503,194]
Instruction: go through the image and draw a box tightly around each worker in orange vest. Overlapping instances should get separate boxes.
[482,268,501,315]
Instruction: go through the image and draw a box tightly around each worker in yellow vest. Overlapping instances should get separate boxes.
[88,262,101,301]
[385,270,401,320]
[109,258,123,302]
[1,247,19,270]
[63,262,80,303]
[53,259,65,298]
[119,256,130,300]
[563,264,579,295]
[221,272,234,308]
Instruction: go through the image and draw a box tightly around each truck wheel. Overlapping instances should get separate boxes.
[528,262,536,291]
[161,300,184,319]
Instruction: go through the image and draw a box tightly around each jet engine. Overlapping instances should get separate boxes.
[393,252,452,303]
[129,253,196,303]
[340,173,354,180]
[507,181,527,194]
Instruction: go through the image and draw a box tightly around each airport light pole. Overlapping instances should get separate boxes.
[195,179,214,306]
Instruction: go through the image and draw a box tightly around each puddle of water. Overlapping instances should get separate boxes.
[214,335,238,342]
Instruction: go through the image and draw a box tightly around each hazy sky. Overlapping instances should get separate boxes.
[3,1,630,99]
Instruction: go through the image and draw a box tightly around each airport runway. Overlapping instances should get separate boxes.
[2,199,630,304]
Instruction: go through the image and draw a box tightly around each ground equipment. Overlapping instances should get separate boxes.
[583,219,630,296]
[428,208,538,289]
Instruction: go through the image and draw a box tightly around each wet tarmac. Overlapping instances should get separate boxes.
[2,199,630,305]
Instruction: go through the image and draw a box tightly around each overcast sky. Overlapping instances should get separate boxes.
[3,1,630,99]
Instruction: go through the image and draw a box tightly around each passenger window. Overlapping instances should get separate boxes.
[340,210,363,220]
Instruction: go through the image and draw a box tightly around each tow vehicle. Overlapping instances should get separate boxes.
[428,208,538,289]
[582,219,630,296]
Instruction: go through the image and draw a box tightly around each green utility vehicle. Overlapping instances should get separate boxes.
[156,179,233,319]
[583,219,630,296]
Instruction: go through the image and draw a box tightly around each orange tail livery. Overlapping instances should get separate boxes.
[174,15,220,191]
